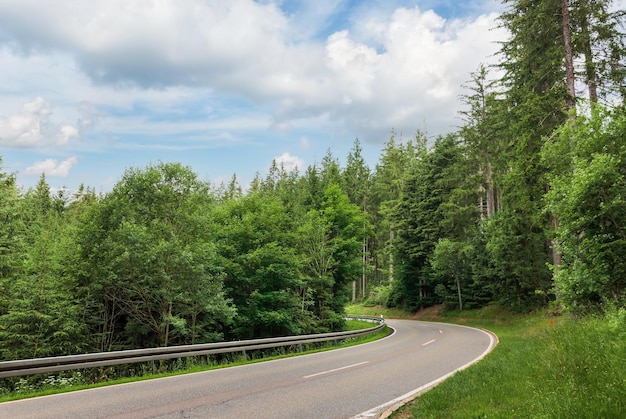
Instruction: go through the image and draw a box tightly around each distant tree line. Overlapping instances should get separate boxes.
[1,0,625,360]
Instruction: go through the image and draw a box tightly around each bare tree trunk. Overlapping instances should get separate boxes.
[191,312,197,345]
[562,0,576,110]
[389,229,394,282]
[361,237,367,299]
[163,302,172,347]
[485,160,496,218]
[579,0,599,103]
[478,192,485,220]
[551,0,575,269]
[456,276,463,311]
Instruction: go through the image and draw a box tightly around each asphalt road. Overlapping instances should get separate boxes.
[0,320,496,419]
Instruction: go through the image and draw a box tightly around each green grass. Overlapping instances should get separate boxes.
[0,319,390,403]
[345,303,415,319]
[388,304,626,418]
[344,319,380,330]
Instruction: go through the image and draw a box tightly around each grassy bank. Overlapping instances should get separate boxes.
[359,304,625,418]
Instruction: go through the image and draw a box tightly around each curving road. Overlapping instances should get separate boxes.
[0,320,496,419]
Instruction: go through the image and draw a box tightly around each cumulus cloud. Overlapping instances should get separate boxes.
[320,8,505,138]
[273,152,304,172]
[0,1,505,142]
[0,0,292,87]
[25,156,78,177]
[0,97,82,148]
[55,125,80,146]
[0,97,50,148]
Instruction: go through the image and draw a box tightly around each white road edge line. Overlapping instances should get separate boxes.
[353,325,498,419]
[303,361,370,379]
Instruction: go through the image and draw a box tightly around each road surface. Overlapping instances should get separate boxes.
[0,320,496,418]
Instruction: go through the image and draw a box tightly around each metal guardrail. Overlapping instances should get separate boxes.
[0,316,385,379]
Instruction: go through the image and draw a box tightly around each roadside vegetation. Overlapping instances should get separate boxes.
[379,304,626,418]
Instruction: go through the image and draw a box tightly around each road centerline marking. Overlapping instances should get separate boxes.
[422,339,437,346]
[303,361,369,379]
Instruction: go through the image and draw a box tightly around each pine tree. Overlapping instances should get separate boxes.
[392,135,469,309]
[343,139,371,301]
[460,64,506,220]
[370,132,423,288]
[489,0,572,306]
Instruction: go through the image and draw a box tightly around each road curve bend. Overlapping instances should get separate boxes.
[0,320,496,419]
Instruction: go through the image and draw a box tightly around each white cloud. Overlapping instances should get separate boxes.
[0,97,50,148]
[0,0,505,146]
[272,6,505,139]
[325,8,505,138]
[25,156,78,177]
[273,152,304,172]
[0,0,292,88]
[55,125,80,146]
[0,97,82,148]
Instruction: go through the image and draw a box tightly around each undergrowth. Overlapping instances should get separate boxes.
[392,305,626,418]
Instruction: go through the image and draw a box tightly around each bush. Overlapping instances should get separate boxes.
[363,285,392,307]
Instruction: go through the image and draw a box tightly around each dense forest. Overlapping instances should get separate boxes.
[1,0,625,361]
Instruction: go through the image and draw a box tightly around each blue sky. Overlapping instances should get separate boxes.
[0,0,509,193]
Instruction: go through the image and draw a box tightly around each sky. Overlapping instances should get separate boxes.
[0,0,510,193]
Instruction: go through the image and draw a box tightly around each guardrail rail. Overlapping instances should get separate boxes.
[0,316,385,379]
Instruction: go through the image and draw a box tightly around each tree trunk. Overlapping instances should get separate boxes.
[456,276,463,311]
[485,160,495,218]
[551,0,575,269]
[191,312,197,345]
[361,237,367,299]
[162,302,172,347]
[561,0,576,110]
[388,229,394,282]
[579,0,599,103]
[479,193,485,220]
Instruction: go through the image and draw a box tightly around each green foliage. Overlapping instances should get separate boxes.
[213,179,368,338]
[430,239,473,310]
[0,174,88,360]
[78,162,235,349]
[369,132,422,287]
[215,192,307,338]
[363,285,392,307]
[483,209,553,308]
[296,184,369,330]
[544,107,626,310]
[393,134,483,310]
[407,307,626,418]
